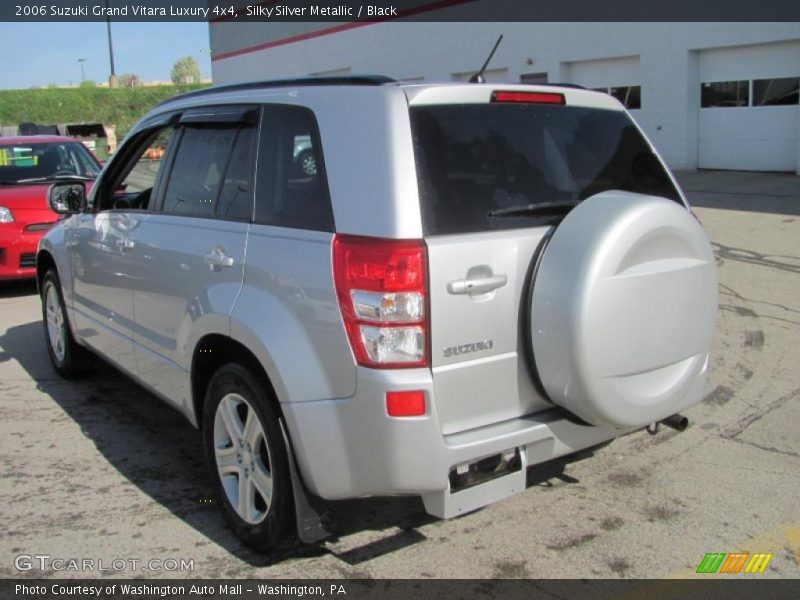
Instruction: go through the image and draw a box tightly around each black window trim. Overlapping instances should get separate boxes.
[179,105,259,126]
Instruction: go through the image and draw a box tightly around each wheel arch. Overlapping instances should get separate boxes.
[36,250,57,296]
[192,333,331,545]
[191,334,283,429]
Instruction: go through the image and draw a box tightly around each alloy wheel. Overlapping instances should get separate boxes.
[213,393,274,525]
[45,283,66,363]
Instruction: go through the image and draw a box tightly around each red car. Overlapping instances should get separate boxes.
[0,136,101,280]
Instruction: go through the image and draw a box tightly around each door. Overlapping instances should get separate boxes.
[698,42,800,171]
[68,126,176,368]
[130,107,258,409]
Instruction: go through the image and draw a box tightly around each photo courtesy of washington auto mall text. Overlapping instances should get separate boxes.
[14,583,348,597]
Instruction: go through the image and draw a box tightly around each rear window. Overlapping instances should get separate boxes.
[410,104,681,235]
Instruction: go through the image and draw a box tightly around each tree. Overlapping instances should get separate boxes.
[79,79,97,88]
[170,56,201,85]
[119,73,142,88]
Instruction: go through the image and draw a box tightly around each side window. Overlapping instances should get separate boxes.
[255,106,334,232]
[119,128,175,195]
[216,127,257,220]
[100,126,175,211]
[161,127,236,217]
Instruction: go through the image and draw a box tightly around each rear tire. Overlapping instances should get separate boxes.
[41,269,91,377]
[202,363,294,552]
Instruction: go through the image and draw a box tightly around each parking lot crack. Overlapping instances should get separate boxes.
[721,387,800,440]
[725,437,800,461]
[719,283,800,315]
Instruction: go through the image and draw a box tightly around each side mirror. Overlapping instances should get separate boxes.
[48,183,86,215]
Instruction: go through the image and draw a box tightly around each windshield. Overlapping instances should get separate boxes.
[410,104,681,235]
[0,141,101,183]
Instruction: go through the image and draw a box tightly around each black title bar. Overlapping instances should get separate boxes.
[2,0,800,22]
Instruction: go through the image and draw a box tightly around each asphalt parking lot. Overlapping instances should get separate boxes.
[0,170,798,579]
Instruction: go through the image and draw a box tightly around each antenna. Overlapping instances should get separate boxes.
[469,34,504,84]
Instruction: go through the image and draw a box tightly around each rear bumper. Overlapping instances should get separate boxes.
[0,228,39,280]
[281,366,627,518]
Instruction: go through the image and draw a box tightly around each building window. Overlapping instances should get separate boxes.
[520,72,548,85]
[591,85,642,109]
[753,77,799,106]
[701,80,749,108]
[610,86,641,109]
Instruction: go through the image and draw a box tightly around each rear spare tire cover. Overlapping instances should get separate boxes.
[530,191,717,428]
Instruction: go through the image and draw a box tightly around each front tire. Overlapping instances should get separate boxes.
[41,269,90,377]
[202,364,294,551]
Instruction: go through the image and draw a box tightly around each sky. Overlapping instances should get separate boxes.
[0,22,212,89]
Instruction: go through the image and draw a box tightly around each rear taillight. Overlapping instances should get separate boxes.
[491,91,566,105]
[333,234,428,369]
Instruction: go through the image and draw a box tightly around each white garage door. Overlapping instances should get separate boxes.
[451,68,509,83]
[698,41,800,172]
[566,55,640,90]
[565,55,642,110]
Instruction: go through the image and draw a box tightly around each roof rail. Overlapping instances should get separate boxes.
[158,75,397,107]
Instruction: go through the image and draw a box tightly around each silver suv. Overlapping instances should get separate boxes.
[37,76,717,551]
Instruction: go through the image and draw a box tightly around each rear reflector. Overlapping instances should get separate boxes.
[491,91,566,105]
[386,390,426,417]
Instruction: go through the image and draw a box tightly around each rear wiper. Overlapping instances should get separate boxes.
[488,200,579,218]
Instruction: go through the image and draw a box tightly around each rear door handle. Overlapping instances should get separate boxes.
[204,247,234,271]
[447,274,508,295]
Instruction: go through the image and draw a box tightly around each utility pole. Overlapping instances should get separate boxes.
[105,0,117,88]
[78,58,86,83]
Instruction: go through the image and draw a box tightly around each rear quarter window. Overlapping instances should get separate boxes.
[254,105,334,232]
[410,104,681,235]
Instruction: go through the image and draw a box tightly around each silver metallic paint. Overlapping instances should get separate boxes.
[39,83,716,520]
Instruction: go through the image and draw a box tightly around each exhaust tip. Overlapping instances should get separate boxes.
[661,414,689,432]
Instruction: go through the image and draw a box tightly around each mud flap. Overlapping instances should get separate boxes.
[279,420,332,544]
